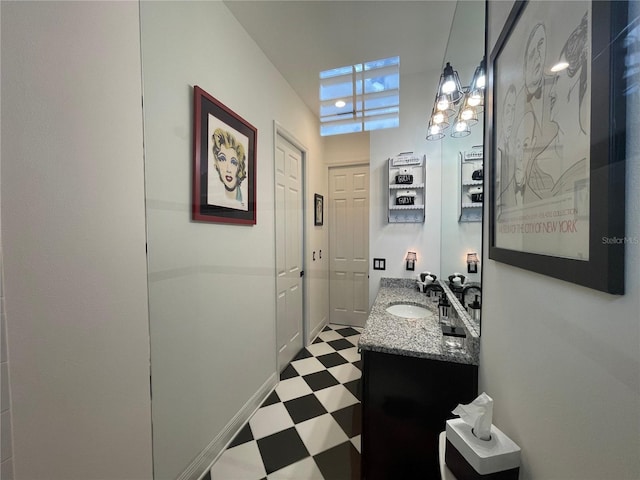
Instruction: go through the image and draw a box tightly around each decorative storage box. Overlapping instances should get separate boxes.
[396,167,414,185]
[472,168,484,181]
[395,190,416,205]
[469,186,483,203]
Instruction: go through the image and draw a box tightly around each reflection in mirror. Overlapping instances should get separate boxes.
[435,1,485,328]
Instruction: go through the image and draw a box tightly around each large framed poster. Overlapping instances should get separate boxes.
[193,85,257,225]
[487,0,627,294]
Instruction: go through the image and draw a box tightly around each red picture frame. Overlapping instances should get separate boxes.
[193,85,257,225]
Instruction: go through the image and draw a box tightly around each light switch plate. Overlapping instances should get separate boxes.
[373,258,386,270]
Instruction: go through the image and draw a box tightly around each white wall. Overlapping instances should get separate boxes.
[480,1,640,478]
[139,2,326,479]
[324,132,370,166]
[0,2,153,479]
[0,6,11,479]
[369,70,443,305]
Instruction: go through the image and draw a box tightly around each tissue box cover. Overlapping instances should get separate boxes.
[445,418,520,478]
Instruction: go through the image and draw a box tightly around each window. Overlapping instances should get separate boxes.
[319,56,400,136]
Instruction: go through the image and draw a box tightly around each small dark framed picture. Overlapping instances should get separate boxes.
[192,85,257,225]
[314,194,324,226]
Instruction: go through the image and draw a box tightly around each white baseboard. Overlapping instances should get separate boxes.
[178,372,279,480]
[308,316,327,344]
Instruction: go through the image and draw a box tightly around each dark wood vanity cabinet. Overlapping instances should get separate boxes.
[361,350,478,479]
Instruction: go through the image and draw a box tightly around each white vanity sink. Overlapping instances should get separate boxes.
[386,304,430,319]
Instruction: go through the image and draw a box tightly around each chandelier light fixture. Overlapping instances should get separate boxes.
[427,58,485,140]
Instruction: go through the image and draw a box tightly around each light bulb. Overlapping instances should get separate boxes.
[455,121,467,132]
[461,108,474,121]
[433,112,445,124]
[437,97,450,111]
[429,124,441,135]
[476,75,486,89]
[335,100,346,108]
[442,80,456,94]
[467,95,481,107]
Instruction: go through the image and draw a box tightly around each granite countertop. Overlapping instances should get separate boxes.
[358,278,479,366]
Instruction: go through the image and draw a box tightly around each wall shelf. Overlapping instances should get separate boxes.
[458,149,483,223]
[388,153,426,223]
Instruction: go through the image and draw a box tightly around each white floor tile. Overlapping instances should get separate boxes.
[210,441,266,480]
[313,384,359,413]
[328,363,361,383]
[291,356,325,376]
[305,342,334,357]
[351,434,361,453]
[337,346,360,363]
[343,334,361,347]
[318,330,342,342]
[248,403,294,440]
[295,413,349,456]
[267,456,324,480]
[275,376,314,402]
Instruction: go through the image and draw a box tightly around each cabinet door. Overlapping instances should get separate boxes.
[361,351,478,479]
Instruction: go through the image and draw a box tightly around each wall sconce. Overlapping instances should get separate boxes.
[467,252,479,273]
[406,252,417,271]
[426,57,485,141]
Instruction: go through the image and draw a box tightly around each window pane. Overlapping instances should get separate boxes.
[320,56,399,136]
[320,65,352,79]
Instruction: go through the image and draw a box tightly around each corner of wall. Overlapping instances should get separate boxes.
[1,249,15,480]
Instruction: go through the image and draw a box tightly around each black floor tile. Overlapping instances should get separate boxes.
[228,423,254,448]
[335,327,360,337]
[317,352,349,368]
[353,359,363,371]
[262,390,281,407]
[322,326,332,332]
[328,338,355,351]
[331,403,362,438]
[313,441,361,480]
[293,348,312,361]
[256,427,310,475]
[201,470,212,480]
[312,336,324,344]
[302,370,339,391]
[280,363,299,380]
[343,379,361,401]
[283,394,328,423]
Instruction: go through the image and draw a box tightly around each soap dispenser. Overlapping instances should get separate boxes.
[467,295,481,324]
[438,295,451,326]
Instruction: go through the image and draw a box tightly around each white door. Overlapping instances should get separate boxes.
[275,134,304,371]
[329,165,369,327]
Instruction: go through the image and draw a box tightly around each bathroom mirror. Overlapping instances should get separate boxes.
[438,1,485,324]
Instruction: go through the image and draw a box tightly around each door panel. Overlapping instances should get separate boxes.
[329,165,370,327]
[275,135,304,370]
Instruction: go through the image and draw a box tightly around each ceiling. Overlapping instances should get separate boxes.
[224,0,463,116]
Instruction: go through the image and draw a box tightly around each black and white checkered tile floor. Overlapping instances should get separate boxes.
[209,324,363,480]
